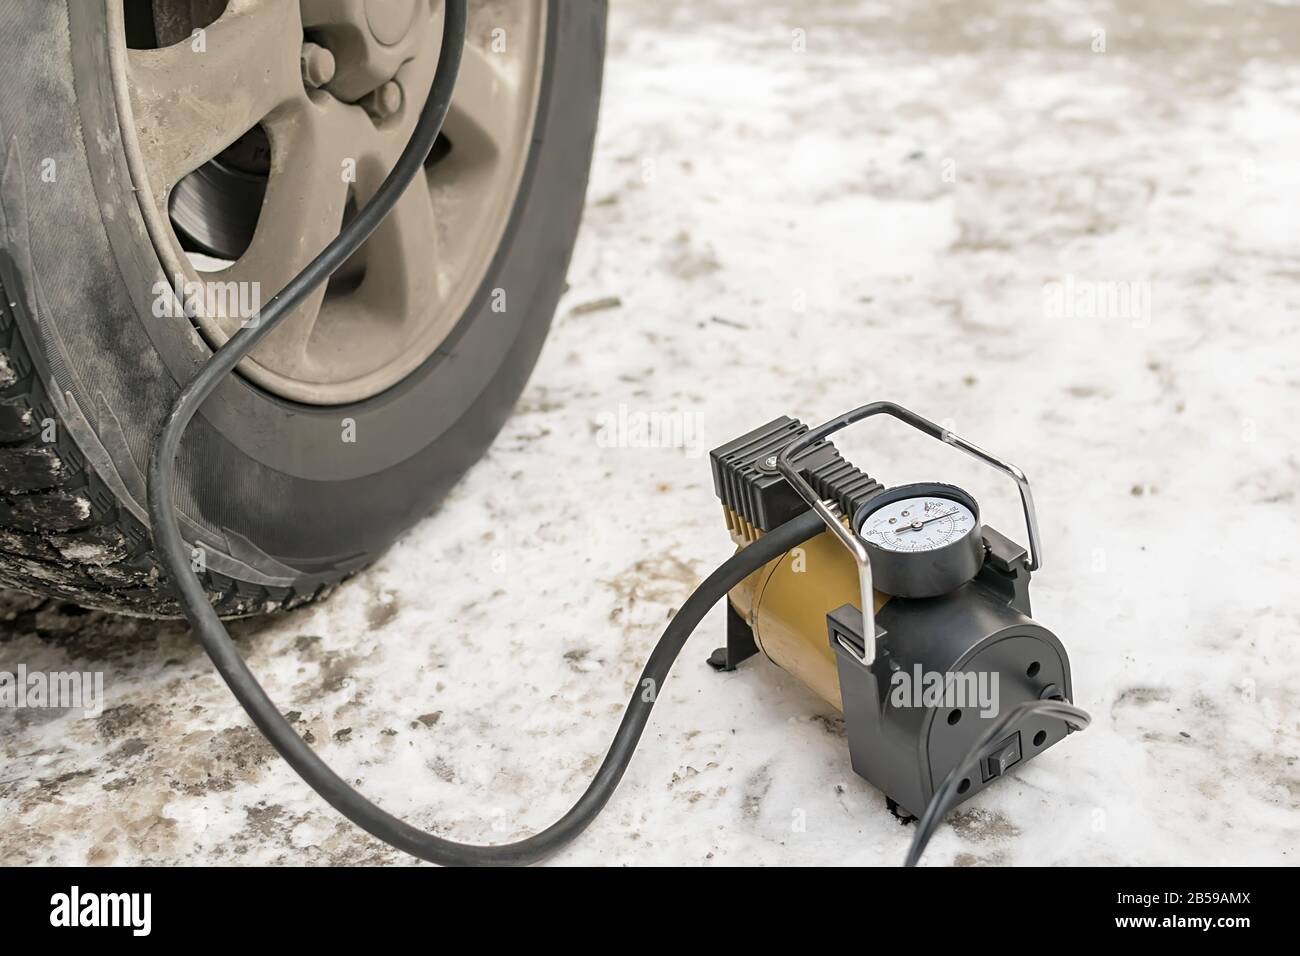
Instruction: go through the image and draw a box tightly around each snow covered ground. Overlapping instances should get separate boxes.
[2,0,1298,865]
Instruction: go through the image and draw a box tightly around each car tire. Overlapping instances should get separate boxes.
[0,0,605,616]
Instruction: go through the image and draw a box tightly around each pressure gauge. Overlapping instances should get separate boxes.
[853,483,985,598]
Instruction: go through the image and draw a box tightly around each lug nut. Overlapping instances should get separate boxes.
[364,81,403,120]
[300,42,336,90]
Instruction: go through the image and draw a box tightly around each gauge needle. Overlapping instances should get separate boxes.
[893,510,958,533]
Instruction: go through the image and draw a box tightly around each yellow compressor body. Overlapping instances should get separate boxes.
[723,506,889,712]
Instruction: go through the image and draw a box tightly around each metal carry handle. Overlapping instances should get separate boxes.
[774,401,1042,667]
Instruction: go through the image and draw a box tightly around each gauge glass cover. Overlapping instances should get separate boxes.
[860,495,977,554]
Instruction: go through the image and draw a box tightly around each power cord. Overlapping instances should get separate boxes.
[905,697,1091,866]
[145,0,1089,867]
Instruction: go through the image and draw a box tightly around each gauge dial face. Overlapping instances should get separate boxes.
[860,494,978,553]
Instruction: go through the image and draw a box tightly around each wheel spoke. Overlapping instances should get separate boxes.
[348,155,444,330]
[439,43,516,168]
[125,0,305,198]
[215,98,367,367]
[298,0,355,25]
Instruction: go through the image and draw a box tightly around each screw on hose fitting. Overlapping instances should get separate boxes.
[300,42,336,90]
[364,81,404,120]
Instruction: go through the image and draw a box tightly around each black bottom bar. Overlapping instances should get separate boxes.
[0,865,1281,941]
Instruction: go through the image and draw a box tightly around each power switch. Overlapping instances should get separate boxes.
[982,733,1022,781]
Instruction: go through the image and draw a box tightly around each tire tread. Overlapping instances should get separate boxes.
[0,270,341,617]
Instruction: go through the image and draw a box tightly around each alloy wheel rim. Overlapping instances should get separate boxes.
[108,0,547,405]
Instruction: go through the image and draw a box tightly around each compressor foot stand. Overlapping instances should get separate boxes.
[887,797,917,824]
[707,602,758,672]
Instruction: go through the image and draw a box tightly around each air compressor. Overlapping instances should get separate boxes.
[706,402,1086,836]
